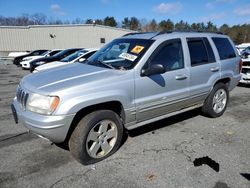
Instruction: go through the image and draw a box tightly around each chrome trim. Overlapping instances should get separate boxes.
[126,104,203,130]
[138,92,207,113]
[16,87,29,110]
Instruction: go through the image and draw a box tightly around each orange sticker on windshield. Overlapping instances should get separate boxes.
[131,45,145,54]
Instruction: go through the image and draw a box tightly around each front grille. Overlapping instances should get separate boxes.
[16,87,29,109]
[242,61,250,66]
[242,68,250,74]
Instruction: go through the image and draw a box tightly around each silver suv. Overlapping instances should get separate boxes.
[12,31,242,165]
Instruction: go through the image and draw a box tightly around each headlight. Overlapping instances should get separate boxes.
[35,61,45,65]
[26,93,60,115]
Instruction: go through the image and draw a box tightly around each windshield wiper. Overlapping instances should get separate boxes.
[92,60,115,69]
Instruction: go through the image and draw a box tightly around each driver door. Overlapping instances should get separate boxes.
[135,39,190,122]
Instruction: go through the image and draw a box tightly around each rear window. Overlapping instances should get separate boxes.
[212,37,236,60]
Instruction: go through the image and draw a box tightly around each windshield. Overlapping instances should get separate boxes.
[53,50,69,58]
[86,38,154,70]
[30,50,47,56]
[61,50,88,62]
[41,50,50,56]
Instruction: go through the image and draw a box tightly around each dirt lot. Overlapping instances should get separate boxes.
[0,60,249,188]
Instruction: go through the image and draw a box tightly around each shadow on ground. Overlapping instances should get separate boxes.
[128,108,201,137]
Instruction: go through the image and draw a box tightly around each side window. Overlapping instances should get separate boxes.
[212,37,236,60]
[32,51,41,55]
[149,39,184,71]
[83,51,96,59]
[64,51,75,58]
[187,38,215,66]
[50,51,60,56]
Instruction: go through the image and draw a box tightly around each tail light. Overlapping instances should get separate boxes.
[239,59,243,73]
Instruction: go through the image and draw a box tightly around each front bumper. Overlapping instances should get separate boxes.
[20,60,30,69]
[239,74,250,84]
[12,98,75,143]
[239,67,250,84]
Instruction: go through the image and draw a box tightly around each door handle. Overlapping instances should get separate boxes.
[210,67,219,72]
[175,74,188,80]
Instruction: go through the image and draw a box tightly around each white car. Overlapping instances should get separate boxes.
[20,49,62,69]
[33,49,98,73]
[240,58,250,84]
[236,43,250,53]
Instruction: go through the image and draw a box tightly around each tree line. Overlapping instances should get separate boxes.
[0,14,249,44]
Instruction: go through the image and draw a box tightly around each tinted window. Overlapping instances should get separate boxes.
[212,37,236,60]
[54,49,81,59]
[187,39,208,66]
[82,51,96,59]
[203,38,216,62]
[30,50,47,56]
[149,39,184,71]
[61,50,88,62]
[49,50,61,56]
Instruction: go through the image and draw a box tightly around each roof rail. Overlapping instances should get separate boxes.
[153,29,224,38]
[122,32,140,37]
[122,32,156,37]
[122,30,224,39]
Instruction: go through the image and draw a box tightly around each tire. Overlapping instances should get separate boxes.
[202,83,229,118]
[69,110,124,165]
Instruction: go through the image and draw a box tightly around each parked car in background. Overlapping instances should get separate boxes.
[9,51,29,58]
[33,49,98,73]
[241,46,250,54]
[12,31,241,165]
[20,49,62,70]
[236,43,250,53]
[13,50,48,66]
[29,48,83,72]
[240,56,250,84]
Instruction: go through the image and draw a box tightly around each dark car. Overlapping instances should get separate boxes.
[13,50,48,66]
[29,48,83,72]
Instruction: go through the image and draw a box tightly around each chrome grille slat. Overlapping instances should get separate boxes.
[17,89,21,103]
[24,93,29,107]
[16,87,29,110]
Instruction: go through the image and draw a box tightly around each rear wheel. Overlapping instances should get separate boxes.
[69,110,123,165]
[202,83,229,118]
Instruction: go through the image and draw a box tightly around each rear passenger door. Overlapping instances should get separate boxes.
[187,37,220,104]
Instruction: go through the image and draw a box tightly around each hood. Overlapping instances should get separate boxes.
[21,63,119,94]
[23,55,43,61]
[35,61,67,72]
[31,56,58,63]
[14,53,31,61]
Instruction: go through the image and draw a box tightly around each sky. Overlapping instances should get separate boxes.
[0,0,250,26]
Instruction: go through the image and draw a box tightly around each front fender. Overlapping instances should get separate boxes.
[54,90,133,115]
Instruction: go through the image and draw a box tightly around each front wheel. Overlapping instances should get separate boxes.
[69,110,124,165]
[202,83,229,118]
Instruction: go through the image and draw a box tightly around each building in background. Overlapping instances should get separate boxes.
[0,24,133,57]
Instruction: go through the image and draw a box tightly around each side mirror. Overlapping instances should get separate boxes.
[141,64,166,77]
[78,58,86,63]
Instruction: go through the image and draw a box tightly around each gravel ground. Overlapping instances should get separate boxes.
[0,60,249,188]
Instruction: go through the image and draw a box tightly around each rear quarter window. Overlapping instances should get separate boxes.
[212,37,236,60]
[187,37,215,66]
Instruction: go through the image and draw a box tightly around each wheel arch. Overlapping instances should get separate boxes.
[211,77,231,92]
[63,101,125,144]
